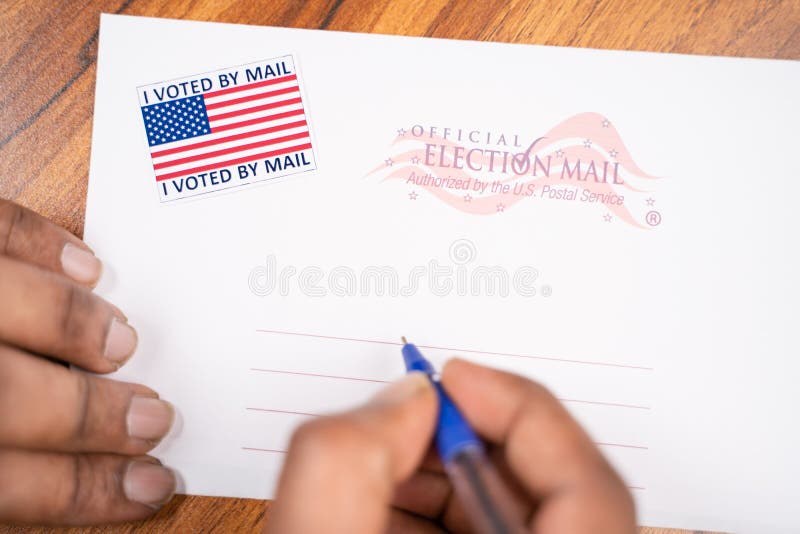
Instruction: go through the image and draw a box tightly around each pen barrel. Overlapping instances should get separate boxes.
[445,445,528,534]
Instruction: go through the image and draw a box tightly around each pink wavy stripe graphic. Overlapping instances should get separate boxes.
[367,113,658,228]
[537,112,658,180]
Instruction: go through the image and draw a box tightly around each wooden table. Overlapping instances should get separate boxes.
[1,1,797,532]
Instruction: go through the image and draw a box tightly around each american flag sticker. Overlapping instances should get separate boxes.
[137,55,316,202]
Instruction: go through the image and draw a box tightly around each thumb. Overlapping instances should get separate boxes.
[265,372,437,534]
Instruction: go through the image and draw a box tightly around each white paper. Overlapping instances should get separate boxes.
[85,14,800,533]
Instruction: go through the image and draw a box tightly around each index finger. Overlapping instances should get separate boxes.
[0,199,102,286]
[441,359,636,534]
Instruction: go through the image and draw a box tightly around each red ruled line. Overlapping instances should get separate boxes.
[557,398,650,411]
[595,442,649,450]
[241,447,287,454]
[246,407,322,417]
[248,368,650,410]
[250,367,389,384]
[255,329,654,371]
[245,407,648,450]
[239,447,648,491]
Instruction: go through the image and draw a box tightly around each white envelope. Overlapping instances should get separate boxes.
[85,14,800,533]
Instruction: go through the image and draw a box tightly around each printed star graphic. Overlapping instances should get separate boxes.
[555,149,564,158]
[397,128,406,136]
[602,119,610,128]
[496,203,505,213]
[609,148,618,158]
[464,194,472,202]
[583,139,592,148]
[603,213,613,222]
[646,197,655,206]
[385,158,394,167]
[409,191,418,200]
[410,156,420,165]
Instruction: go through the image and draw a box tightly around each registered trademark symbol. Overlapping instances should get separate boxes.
[646,210,662,226]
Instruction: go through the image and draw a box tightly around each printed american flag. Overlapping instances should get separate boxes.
[140,73,311,183]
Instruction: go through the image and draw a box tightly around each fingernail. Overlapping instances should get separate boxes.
[123,460,176,509]
[61,243,102,285]
[104,317,137,364]
[127,396,174,442]
[371,372,430,406]
[108,302,128,322]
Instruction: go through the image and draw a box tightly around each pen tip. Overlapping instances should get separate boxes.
[401,336,408,345]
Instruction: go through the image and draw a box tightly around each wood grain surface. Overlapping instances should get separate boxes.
[1,0,797,532]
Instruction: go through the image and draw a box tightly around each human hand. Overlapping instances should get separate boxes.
[0,199,176,525]
[266,358,636,533]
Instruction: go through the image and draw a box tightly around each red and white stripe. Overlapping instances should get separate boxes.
[151,74,312,182]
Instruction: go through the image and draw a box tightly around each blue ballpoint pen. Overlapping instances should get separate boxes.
[401,337,527,534]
